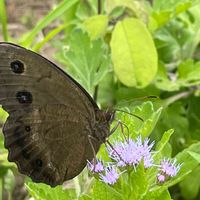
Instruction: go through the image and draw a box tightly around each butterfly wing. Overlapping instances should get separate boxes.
[0,42,101,186]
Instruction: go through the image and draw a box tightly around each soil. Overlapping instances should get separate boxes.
[1,0,59,60]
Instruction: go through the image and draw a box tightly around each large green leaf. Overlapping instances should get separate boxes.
[111,18,158,88]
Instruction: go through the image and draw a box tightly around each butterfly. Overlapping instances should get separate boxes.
[0,42,114,187]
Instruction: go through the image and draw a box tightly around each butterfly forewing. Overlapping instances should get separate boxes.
[0,42,104,187]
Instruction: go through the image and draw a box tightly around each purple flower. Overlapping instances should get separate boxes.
[156,158,182,183]
[107,136,154,168]
[157,173,166,183]
[100,166,119,185]
[136,137,154,168]
[87,159,104,173]
[160,158,181,177]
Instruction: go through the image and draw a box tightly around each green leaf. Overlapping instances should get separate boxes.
[155,102,189,154]
[129,164,149,200]
[0,108,8,122]
[147,129,174,185]
[155,62,180,91]
[19,0,79,47]
[187,151,200,162]
[32,23,70,52]
[143,189,172,200]
[26,182,76,200]
[150,142,200,194]
[112,102,162,141]
[106,0,148,22]
[61,30,110,95]
[179,166,200,199]
[178,59,200,87]
[79,194,92,200]
[152,0,193,28]
[76,0,97,20]
[0,0,9,41]
[110,17,158,88]
[155,129,174,153]
[84,15,109,40]
[91,180,122,200]
[133,102,162,138]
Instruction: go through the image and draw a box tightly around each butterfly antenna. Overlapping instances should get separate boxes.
[111,119,130,143]
[116,95,159,107]
[105,139,125,162]
[114,109,144,122]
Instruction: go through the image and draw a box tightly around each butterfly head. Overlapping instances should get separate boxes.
[105,109,115,123]
[94,109,115,142]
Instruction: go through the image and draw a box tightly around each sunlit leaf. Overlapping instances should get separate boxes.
[111,18,158,88]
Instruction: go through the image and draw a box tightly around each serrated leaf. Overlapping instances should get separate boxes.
[26,182,76,200]
[84,15,109,40]
[112,102,162,140]
[62,30,110,95]
[111,17,158,88]
[133,102,162,137]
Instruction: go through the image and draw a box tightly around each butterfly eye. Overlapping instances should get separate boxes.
[16,91,33,104]
[25,126,31,132]
[22,150,30,159]
[10,60,24,74]
[105,111,115,122]
[35,159,43,168]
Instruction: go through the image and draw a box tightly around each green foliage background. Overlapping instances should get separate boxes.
[0,0,200,199]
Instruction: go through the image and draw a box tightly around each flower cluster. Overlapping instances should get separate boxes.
[157,158,182,183]
[107,136,154,168]
[87,136,181,186]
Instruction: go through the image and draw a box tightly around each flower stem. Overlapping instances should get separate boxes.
[162,88,195,107]
[97,0,101,14]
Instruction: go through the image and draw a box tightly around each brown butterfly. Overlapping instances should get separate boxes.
[0,42,114,187]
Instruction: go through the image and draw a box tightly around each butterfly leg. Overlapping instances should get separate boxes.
[105,139,125,162]
[109,120,130,142]
[87,135,99,172]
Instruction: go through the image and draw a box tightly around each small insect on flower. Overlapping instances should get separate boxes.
[87,159,104,173]
[99,166,119,185]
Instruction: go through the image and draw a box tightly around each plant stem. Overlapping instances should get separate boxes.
[97,0,101,14]
[93,85,99,102]
[163,88,195,107]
